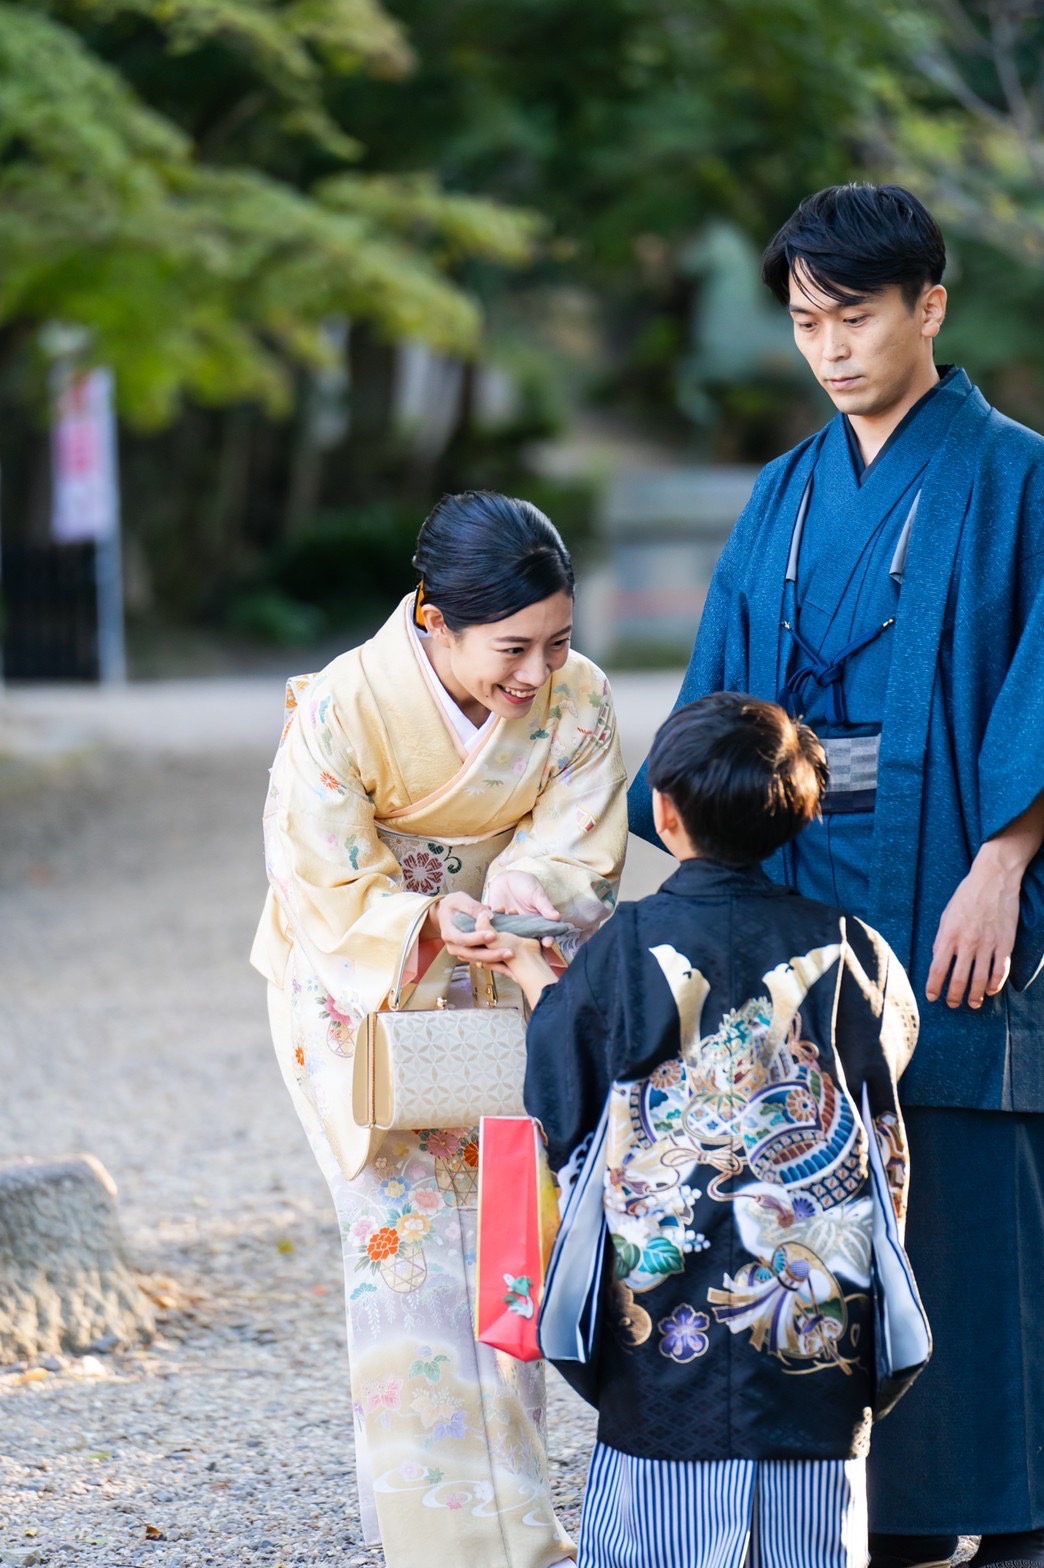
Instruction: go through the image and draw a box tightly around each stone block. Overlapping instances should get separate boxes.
[0,1155,154,1364]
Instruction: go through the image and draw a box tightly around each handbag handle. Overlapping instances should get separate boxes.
[385,921,507,1015]
[400,954,505,1012]
[385,902,523,1013]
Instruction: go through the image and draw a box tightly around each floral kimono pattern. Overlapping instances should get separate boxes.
[524,859,919,1464]
[254,595,628,1565]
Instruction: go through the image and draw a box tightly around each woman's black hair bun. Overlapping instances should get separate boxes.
[412,491,574,630]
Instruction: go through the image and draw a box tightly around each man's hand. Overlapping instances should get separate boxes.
[926,793,1044,1009]
[926,843,1021,1008]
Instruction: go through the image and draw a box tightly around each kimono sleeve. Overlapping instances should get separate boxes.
[255,671,438,1018]
[523,939,615,1173]
[976,541,1044,990]
[483,672,627,952]
[840,917,920,1228]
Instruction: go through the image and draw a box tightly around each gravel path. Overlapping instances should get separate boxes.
[0,677,975,1568]
[0,677,680,1568]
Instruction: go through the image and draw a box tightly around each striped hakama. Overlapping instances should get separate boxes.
[579,1446,868,1568]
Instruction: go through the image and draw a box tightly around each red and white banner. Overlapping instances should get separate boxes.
[50,367,120,544]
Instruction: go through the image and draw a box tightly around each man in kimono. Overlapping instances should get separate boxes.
[628,184,1044,1568]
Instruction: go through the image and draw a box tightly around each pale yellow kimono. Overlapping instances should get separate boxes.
[252,594,628,1567]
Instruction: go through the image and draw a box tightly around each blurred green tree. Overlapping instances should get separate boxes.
[336,0,901,268]
[4,0,1043,648]
[328,0,909,440]
[0,0,539,427]
[865,0,1044,262]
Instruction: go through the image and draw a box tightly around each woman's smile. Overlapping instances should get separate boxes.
[498,682,539,707]
[421,590,574,725]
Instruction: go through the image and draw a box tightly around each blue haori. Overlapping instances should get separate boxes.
[579,1447,868,1568]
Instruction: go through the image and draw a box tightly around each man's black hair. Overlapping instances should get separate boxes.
[647,692,828,866]
[761,183,946,310]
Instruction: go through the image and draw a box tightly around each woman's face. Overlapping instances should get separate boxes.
[422,591,574,723]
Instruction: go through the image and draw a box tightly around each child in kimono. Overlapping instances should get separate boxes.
[495,692,923,1568]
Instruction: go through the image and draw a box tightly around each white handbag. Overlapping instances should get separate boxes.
[348,944,528,1176]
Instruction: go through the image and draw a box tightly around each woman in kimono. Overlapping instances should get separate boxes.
[251,490,629,1567]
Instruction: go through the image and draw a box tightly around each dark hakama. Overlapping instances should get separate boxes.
[868,1108,1044,1534]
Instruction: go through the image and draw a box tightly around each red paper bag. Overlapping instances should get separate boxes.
[475,1115,560,1361]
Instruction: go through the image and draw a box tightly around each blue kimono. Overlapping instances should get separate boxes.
[628,368,1044,1535]
[629,367,1044,1112]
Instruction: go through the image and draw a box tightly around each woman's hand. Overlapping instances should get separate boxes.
[486,872,560,937]
[423,891,513,965]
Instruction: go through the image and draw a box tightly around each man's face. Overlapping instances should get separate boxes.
[787,262,945,419]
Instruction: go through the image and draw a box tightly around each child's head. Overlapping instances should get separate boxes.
[647,692,828,865]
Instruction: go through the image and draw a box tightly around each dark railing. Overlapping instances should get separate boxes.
[1,541,100,681]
